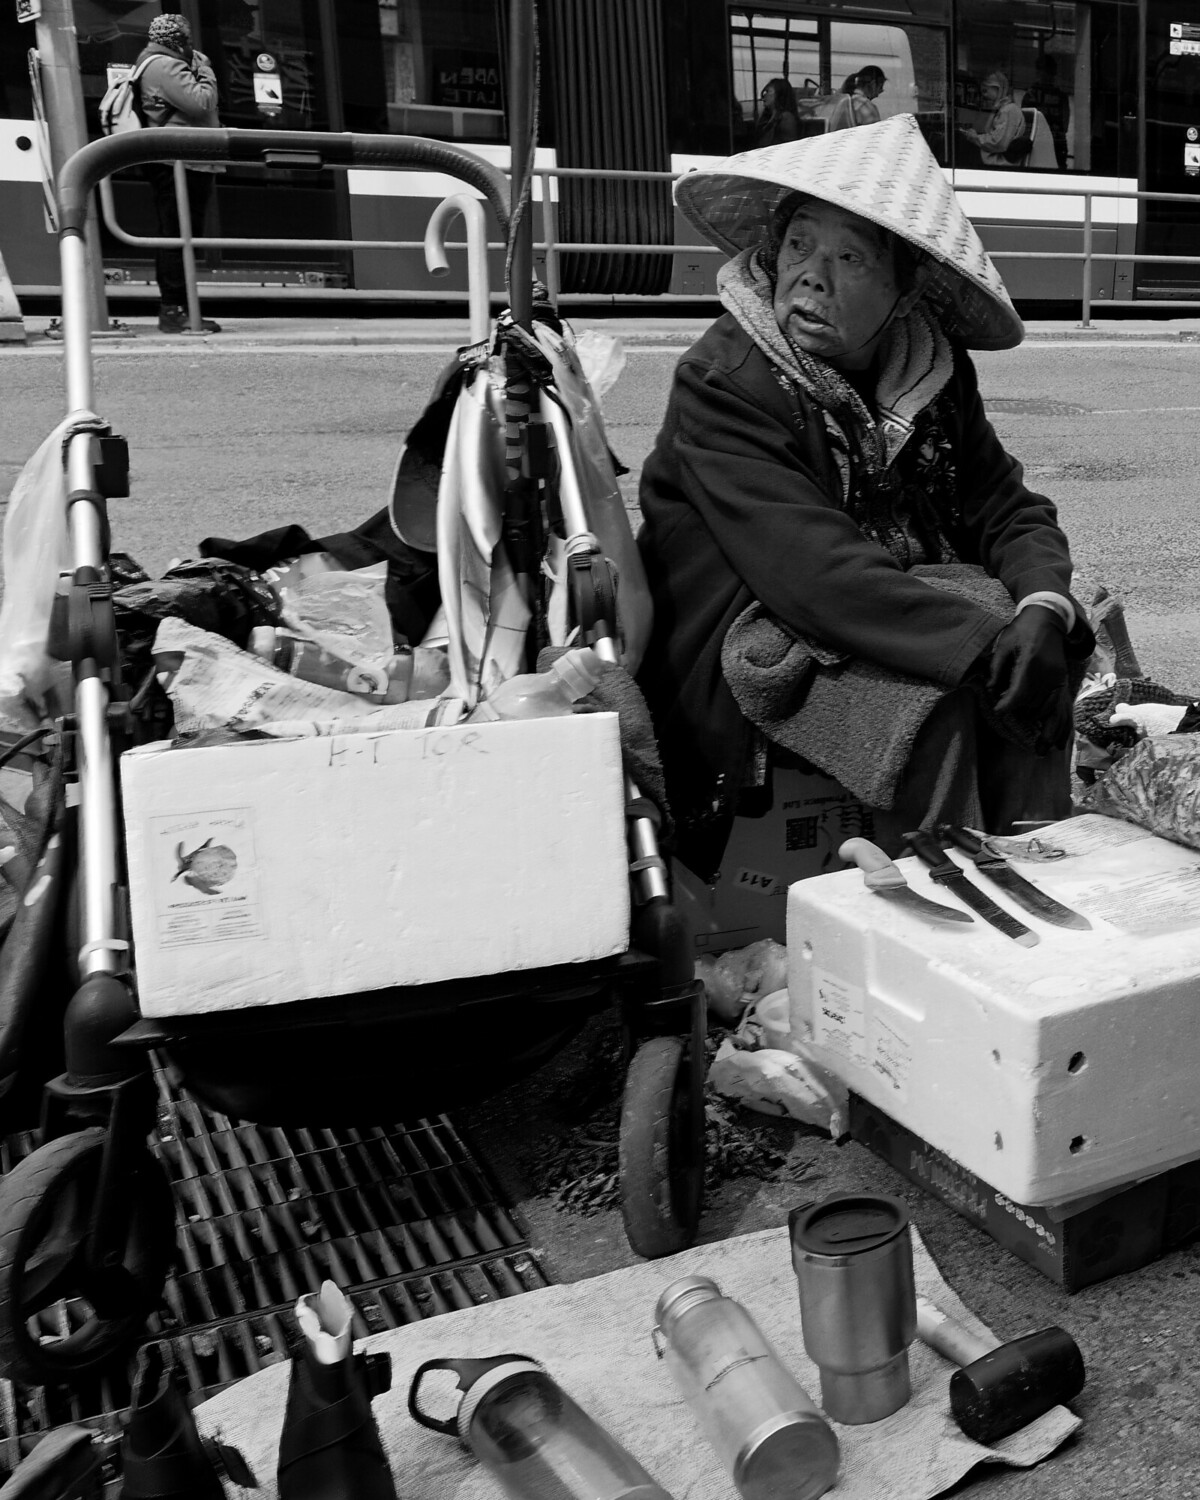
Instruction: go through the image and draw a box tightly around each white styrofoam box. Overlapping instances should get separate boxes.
[122,713,630,1017]
[787,814,1200,1205]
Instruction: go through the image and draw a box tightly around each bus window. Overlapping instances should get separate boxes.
[954,0,1135,174]
[728,5,950,164]
[379,0,505,141]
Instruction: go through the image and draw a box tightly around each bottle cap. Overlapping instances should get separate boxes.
[551,648,604,700]
[789,1193,910,1260]
[654,1274,722,1334]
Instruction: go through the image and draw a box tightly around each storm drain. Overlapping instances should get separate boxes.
[0,1072,550,1476]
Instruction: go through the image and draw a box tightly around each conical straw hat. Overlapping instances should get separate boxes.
[675,114,1023,351]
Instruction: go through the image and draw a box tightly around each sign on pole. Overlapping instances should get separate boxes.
[16,0,42,21]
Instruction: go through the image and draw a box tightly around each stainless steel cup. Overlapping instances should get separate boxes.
[788,1193,916,1424]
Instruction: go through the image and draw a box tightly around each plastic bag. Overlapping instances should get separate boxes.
[695,938,789,1023]
[0,417,102,720]
[574,329,627,401]
[266,558,395,664]
[707,1038,848,1136]
[1083,733,1200,852]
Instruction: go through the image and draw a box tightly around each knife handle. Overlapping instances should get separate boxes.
[938,825,987,858]
[904,830,960,880]
[839,838,907,890]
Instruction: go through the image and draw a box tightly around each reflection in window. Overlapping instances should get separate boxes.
[957,0,1094,170]
[729,7,949,165]
[378,0,504,140]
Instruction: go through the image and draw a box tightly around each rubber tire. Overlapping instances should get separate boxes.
[0,1128,174,1386]
[619,1034,705,1258]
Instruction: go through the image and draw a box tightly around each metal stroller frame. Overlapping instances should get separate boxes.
[0,127,705,1391]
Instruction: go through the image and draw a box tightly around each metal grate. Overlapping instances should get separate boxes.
[0,1072,550,1477]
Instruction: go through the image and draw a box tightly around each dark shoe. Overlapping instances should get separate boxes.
[119,1343,253,1499]
[278,1282,398,1500]
[0,1426,105,1498]
[157,306,221,334]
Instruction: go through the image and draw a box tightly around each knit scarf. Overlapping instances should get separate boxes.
[717,246,955,499]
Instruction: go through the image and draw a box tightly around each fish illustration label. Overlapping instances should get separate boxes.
[149,808,264,948]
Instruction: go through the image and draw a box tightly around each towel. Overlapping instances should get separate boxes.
[721,565,1016,809]
[194,1224,1079,1500]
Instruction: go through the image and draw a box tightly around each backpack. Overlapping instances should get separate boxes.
[99,59,152,136]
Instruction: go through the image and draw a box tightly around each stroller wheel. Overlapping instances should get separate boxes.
[0,1128,174,1386]
[619,1035,705,1258]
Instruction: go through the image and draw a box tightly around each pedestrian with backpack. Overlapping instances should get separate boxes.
[133,13,221,333]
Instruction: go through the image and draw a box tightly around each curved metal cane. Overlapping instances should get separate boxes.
[424,194,491,346]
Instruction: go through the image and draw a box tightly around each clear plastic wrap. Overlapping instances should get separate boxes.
[1084,733,1200,852]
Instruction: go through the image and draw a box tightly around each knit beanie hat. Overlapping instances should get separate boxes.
[148,13,192,53]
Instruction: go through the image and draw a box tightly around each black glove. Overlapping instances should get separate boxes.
[987,606,1072,750]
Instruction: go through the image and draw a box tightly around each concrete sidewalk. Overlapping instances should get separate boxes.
[10,311,1200,351]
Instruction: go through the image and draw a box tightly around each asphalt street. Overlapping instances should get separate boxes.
[3,322,1200,1497]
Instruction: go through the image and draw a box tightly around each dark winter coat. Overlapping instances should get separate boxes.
[636,313,1082,878]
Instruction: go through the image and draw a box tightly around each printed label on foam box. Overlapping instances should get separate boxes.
[148,808,265,948]
[867,1011,912,1103]
[813,967,866,1067]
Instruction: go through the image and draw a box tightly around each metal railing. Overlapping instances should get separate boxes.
[93,149,1200,328]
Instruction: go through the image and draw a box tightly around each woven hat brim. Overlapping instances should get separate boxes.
[674,118,1024,352]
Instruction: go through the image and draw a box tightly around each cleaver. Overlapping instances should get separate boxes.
[839,839,974,927]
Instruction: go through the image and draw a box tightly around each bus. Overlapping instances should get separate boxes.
[0,0,1189,310]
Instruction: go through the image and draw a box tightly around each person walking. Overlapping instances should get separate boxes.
[827,67,886,131]
[135,13,222,333]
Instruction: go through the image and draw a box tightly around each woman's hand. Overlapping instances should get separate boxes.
[988,606,1071,748]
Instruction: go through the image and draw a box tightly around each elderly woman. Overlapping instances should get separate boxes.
[960,72,1025,166]
[637,116,1091,879]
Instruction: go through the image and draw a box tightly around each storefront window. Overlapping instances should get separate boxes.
[954,0,1135,172]
[378,0,505,140]
[729,6,950,164]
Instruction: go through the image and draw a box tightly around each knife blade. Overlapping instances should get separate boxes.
[904,830,1040,946]
[938,826,1092,930]
[839,839,975,927]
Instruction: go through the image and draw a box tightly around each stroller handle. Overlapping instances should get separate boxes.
[56,129,512,239]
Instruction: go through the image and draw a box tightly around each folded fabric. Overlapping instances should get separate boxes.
[721,565,1015,809]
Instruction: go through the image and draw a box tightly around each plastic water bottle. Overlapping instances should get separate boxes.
[467,648,604,723]
[249,626,448,704]
[408,1354,675,1500]
[653,1276,839,1500]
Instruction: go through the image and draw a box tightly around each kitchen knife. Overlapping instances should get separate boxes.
[938,825,1091,930]
[839,839,975,927]
[904,830,1040,947]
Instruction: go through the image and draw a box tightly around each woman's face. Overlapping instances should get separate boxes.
[760,83,778,110]
[772,200,922,371]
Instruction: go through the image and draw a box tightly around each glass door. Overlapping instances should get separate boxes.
[195,0,354,287]
[1139,0,1200,295]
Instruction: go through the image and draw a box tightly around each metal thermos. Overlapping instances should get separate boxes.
[789,1194,917,1424]
[407,1354,675,1500]
[653,1276,839,1500]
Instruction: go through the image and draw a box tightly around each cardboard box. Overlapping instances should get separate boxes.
[673,759,871,953]
[788,813,1200,1205]
[850,1093,1200,1291]
[121,713,630,1017]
